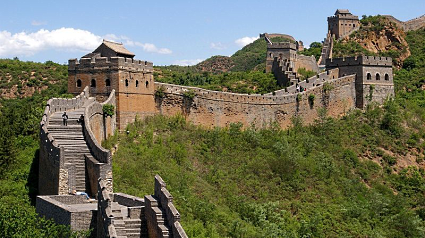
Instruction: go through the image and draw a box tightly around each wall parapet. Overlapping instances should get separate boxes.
[154,175,188,238]
[69,57,153,72]
[156,68,349,106]
[97,178,118,238]
[83,90,115,165]
[268,42,296,50]
[326,56,392,67]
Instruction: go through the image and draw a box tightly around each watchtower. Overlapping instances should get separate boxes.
[68,40,155,129]
[326,56,394,108]
[328,9,360,39]
[266,42,297,73]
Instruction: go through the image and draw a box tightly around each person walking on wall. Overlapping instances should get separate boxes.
[62,112,68,126]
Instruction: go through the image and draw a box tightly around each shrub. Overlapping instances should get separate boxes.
[102,104,115,117]
[183,89,196,100]
[155,86,166,98]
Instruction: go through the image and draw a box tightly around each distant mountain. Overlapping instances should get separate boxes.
[194,36,294,73]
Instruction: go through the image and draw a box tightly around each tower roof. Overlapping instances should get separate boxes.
[335,9,351,15]
[100,40,135,57]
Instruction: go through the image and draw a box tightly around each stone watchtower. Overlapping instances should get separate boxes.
[326,56,394,108]
[68,40,155,129]
[328,9,360,39]
[265,42,298,73]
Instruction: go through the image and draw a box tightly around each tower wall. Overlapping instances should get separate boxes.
[326,56,394,108]
[68,57,155,129]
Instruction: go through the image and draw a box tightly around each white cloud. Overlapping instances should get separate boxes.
[31,20,47,26]
[0,28,173,58]
[210,42,226,50]
[235,36,259,47]
[173,59,203,66]
[0,28,102,57]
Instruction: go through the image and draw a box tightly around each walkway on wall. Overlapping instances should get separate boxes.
[47,107,94,193]
[111,201,148,238]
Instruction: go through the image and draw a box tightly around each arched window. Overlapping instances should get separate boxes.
[76,79,82,88]
[105,79,110,87]
[367,73,372,80]
[91,79,96,88]
[125,79,129,87]
[136,80,139,87]
[269,53,273,58]
[385,74,389,81]
[146,81,149,88]
[376,73,380,80]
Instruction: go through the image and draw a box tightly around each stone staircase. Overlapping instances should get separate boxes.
[47,107,94,193]
[111,202,149,238]
[319,31,333,67]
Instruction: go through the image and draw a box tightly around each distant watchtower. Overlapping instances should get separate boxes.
[68,40,155,129]
[328,9,360,39]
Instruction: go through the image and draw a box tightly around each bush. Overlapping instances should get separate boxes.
[183,89,196,100]
[102,104,115,117]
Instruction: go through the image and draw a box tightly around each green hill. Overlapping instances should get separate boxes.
[0,16,424,237]
[107,27,425,237]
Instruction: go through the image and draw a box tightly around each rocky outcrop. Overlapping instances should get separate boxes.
[341,17,410,67]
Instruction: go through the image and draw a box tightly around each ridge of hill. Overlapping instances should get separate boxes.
[0,59,67,99]
[333,15,411,67]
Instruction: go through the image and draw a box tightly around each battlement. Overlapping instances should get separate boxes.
[328,15,359,20]
[268,42,296,50]
[68,57,153,72]
[326,56,392,68]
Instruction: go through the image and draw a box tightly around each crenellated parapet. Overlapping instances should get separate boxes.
[68,57,153,73]
[326,56,392,67]
[267,42,297,50]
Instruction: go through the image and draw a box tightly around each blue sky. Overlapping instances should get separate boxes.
[0,0,423,66]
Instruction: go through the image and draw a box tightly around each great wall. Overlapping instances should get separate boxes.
[35,9,404,237]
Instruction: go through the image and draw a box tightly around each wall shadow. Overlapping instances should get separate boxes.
[26,149,39,206]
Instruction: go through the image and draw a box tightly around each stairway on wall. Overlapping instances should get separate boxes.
[47,108,94,193]
[319,32,333,66]
[111,202,149,238]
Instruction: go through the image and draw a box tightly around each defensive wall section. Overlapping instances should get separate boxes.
[97,176,188,238]
[36,195,97,232]
[39,87,94,195]
[83,90,116,195]
[69,57,155,130]
[326,56,394,108]
[154,72,357,129]
[384,15,425,32]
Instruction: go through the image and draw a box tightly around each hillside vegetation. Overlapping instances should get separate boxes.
[154,36,293,94]
[0,59,68,99]
[0,15,424,238]
[0,77,88,236]
[105,26,425,237]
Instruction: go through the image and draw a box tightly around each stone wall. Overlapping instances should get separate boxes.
[154,73,356,129]
[97,179,118,238]
[384,15,425,32]
[39,87,92,195]
[36,195,97,232]
[326,56,394,108]
[83,90,115,194]
[153,175,187,238]
[294,55,320,73]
